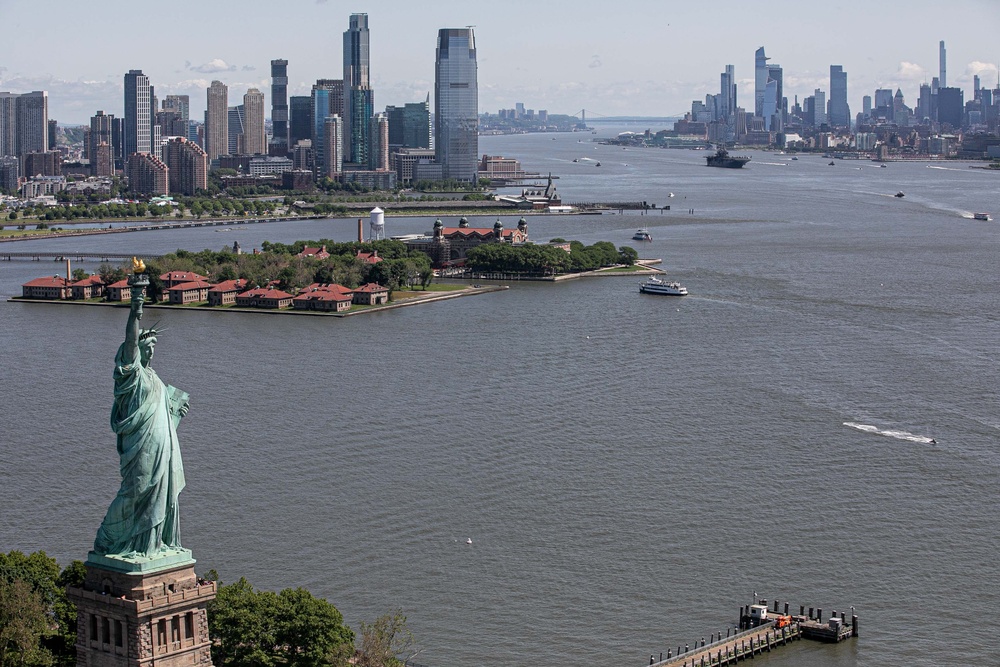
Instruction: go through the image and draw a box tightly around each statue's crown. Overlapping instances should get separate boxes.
[139,320,163,341]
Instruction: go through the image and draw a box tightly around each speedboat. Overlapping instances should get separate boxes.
[639,276,687,296]
[632,228,652,241]
[880,164,887,168]
[895,191,905,198]
[595,162,601,167]
[973,212,991,221]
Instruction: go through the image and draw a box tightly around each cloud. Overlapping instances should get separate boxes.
[188,59,237,74]
[589,55,602,69]
[242,65,256,72]
[965,61,998,78]
[894,61,926,82]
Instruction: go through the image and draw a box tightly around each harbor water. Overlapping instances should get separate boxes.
[1,126,998,666]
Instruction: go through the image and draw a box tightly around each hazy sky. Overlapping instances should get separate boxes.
[2,0,998,125]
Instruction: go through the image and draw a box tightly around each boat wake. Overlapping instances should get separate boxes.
[754,161,787,167]
[843,422,935,444]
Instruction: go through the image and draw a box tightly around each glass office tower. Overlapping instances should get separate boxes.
[435,27,478,182]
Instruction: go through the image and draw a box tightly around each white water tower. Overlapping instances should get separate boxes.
[370,207,385,240]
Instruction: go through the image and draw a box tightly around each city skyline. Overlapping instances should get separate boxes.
[0,0,997,124]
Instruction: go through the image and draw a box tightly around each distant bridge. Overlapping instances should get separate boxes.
[1,251,165,263]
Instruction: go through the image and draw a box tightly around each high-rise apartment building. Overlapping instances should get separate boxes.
[311,80,344,174]
[322,115,343,178]
[124,70,151,157]
[270,60,289,155]
[435,27,478,182]
[368,112,388,171]
[829,65,850,128]
[126,152,168,195]
[343,13,371,164]
[243,88,266,155]
[939,40,947,89]
[164,137,207,195]
[89,111,115,176]
[205,80,229,161]
[0,93,16,156]
[5,91,50,157]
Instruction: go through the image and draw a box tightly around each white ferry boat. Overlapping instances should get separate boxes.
[639,276,688,296]
[973,212,991,221]
[632,228,652,241]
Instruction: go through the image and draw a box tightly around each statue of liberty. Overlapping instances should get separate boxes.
[93,259,190,559]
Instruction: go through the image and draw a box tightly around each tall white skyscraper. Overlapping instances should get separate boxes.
[124,70,151,157]
[243,88,266,155]
[205,80,229,160]
[754,47,769,118]
[435,27,478,182]
[939,40,947,88]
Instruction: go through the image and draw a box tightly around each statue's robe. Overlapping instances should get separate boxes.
[94,343,186,556]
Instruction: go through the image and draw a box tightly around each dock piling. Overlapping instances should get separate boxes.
[817,608,822,622]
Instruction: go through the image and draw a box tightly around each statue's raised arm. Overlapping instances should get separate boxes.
[92,262,189,563]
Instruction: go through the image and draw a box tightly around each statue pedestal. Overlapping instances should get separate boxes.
[67,557,215,667]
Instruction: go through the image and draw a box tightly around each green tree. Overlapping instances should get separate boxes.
[7,211,16,221]
[0,579,52,667]
[208,578,281,667]
[276,588,353,667]
[618,245,638,266]
[71,268,88,282]
[356,610,413,667]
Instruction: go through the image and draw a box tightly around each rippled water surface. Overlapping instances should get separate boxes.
[2,127,999,667]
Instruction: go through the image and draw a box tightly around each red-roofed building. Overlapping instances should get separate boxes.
[352,282,389,305]
[355,249,383,264]
[22,276,70,299]
[292,284,354,312]
[106,280,132,302]
[405,216,530,267]
[160,271,209,288]
[71,274,105,300]
[296,245,330,260]
[207,278,251,306]
[235,288,293,309]
[167,279,212,304]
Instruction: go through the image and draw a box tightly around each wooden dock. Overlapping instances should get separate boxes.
[647,598,857,667]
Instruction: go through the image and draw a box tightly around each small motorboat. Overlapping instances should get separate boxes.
[880,164,887,168]
[828,161,836,166]
[595,162,601,167]
[973,212,991,221]
[572,158,578,162]
[895,191,905,198]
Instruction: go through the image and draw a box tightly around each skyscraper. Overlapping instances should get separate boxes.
[228,105,245,155]
[754,47,769,118]
[0,93,16,156]
[349,87,373,166]
[829,65,850,128]
[386,98,431,149]
[124,70,151,157]
[939,40,947,89]
[205,80,228,160]
[937,87,963,128]
[89,111,115,176]
[270,59,289,155]
[322,115,343,178]
[719,65,736,120]
[368,112,388,171]
[435,27,478,182]
[343,13,370,164]
[13,91,49,156]
[311,79,343,175]
[813,89,827,127]
[289,96,312,146]
[243,88,266,155]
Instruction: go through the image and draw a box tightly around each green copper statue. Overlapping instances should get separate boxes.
[93,261,190,559]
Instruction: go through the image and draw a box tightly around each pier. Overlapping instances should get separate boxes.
[1,251,166,262]
[647,598,857,667]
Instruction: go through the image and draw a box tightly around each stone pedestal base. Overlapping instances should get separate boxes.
[67,560,216,667]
